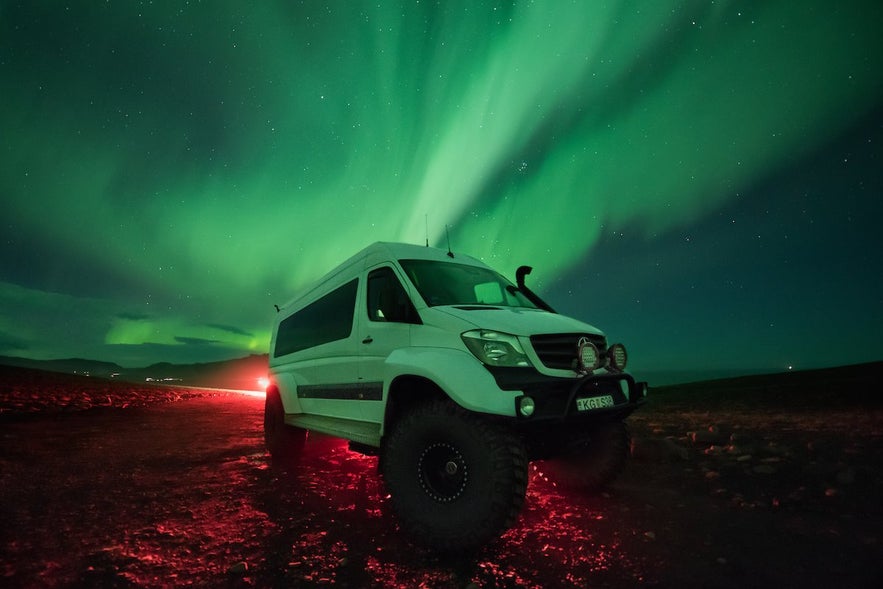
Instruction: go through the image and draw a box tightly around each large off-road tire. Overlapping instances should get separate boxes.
[264,388,306,465]
[380,400,528,552]
[542,421,631,493]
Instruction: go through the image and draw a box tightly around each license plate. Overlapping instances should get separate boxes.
[576,395,615,411]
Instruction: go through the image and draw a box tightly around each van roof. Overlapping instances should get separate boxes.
[365,241,483,262]
[277,241,487,312]
[334,241,487,271]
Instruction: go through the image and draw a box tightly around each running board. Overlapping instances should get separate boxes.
[285,413,381,447]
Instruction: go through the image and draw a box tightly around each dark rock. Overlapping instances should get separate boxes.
[689,427,730,446]
[228,561,249,575]
[631,436,689,462]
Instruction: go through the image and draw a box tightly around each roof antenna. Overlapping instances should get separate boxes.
[273,304,280,313]
[425,214,429,247]
[445,225,454,258]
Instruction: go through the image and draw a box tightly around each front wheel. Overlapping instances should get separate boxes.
[381,400,527,552]
[541,421,631,493]
[264,387,306,465]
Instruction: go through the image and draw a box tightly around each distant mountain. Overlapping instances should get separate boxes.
[0,354,270,391]
[4,354,880,399]
[0,356,124,378]
[129,354,270,390]
[652,360,883,408]
[641,368,767,387]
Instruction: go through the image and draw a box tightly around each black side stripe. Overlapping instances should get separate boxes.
[297,382,383,401]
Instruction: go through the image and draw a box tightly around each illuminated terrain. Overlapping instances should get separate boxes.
[1,364,880,587]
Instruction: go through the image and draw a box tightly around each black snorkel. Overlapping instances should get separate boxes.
[515,266,556,313]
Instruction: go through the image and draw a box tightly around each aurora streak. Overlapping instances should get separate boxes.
[1,1,881,375]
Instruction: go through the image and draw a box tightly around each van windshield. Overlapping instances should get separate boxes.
[399,259,538,309]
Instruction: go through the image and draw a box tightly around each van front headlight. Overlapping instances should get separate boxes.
[461,330,532,368]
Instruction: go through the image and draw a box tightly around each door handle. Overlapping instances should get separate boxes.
[362,336,373,344]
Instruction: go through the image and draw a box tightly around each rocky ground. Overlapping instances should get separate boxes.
[1,363,881,588]
[0,366,222,415]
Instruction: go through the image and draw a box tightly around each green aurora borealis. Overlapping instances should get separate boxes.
[1,1,882,376]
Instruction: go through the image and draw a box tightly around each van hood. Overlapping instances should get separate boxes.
[432,306,604,337]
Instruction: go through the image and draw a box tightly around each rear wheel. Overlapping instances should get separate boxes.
[381,400,527,552]
[264,388,306,465]
[542,421,630,493]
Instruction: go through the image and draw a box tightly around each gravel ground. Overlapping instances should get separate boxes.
[1,364,881,588]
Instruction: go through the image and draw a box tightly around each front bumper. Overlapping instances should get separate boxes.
[488,367,648,422]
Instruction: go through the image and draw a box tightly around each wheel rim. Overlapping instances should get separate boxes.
[418,442,468,503]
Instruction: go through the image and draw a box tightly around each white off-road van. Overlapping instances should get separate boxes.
[265,242,647,551]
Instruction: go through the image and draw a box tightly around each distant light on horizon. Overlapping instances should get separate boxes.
[235,388,266,399]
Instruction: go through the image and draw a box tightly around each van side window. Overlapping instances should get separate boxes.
[274,279,358,357]
[367,267,420,324]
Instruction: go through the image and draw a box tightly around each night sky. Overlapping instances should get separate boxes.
[2,1,881,380]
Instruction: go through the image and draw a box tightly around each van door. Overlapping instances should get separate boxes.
[357,265,418,423]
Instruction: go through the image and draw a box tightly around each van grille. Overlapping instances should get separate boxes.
[530,333,608,370]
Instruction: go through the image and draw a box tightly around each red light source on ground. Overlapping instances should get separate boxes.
[257,377,270,390]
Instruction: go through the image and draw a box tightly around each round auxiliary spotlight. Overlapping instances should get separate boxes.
[608,343,628,372]
[577,338,601,373]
